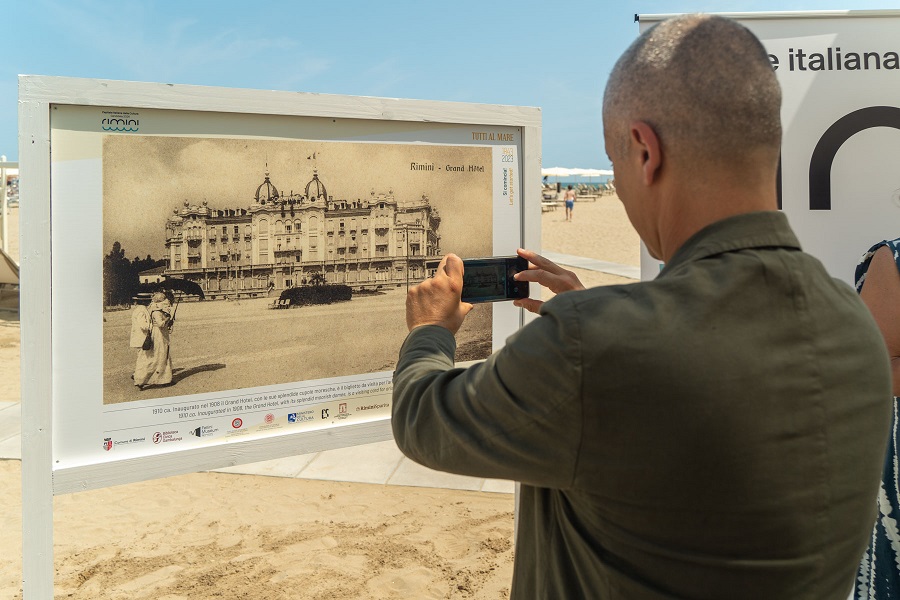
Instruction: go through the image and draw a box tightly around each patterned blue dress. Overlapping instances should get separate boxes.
[854,238,900,600]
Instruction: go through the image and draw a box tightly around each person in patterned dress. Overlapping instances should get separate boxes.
[855,239,900,599]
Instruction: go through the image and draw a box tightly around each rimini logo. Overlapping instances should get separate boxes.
[100,111,139,132]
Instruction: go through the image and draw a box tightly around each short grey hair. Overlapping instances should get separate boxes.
[603,14,781,168]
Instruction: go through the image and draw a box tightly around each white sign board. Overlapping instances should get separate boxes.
[638,10,900,284]
[19,75,541,598]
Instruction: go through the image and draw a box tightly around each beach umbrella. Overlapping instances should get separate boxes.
[577,169,614,177]
[541,167,575,189]
[577,168,613,183]
[541,167,575,178]
[141,277,206,300]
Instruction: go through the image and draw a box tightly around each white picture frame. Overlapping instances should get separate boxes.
[19,75,541,598]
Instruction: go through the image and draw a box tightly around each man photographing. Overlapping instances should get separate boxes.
[392,14,891,600]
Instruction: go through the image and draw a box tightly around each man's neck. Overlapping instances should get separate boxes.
[655,169,779,262]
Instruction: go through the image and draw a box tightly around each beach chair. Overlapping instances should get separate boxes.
[0,248,17,286]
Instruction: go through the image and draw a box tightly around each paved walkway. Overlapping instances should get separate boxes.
[542,251,641,280]
[0,253,638,494]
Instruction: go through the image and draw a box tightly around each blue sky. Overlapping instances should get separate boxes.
[2,0,895,167]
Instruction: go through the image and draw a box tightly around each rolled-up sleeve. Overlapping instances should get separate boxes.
[391,301,584,488]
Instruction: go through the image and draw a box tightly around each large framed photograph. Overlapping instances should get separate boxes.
[102,136,495,405]
[20,77,541,493]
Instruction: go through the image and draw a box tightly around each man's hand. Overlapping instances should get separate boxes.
[512,248,585,314]
[406,253,474,333]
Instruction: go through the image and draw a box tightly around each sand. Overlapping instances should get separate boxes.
[0,194,640,598]
[537,193,640,294]
[1,461,516,600]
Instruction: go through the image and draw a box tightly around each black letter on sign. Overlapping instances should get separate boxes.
[809,106,900,210]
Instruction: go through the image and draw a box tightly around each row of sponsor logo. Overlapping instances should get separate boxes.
[102,402,391,451]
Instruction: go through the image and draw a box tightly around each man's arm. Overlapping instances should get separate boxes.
[392,298,584,487]
[860,245,900,395]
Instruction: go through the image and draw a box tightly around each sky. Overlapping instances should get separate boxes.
[2,0,897,168]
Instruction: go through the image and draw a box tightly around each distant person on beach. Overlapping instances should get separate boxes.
[133,291,174,390]
[392,14,891,600]
[853,238,900,599]
[563,184,576,221]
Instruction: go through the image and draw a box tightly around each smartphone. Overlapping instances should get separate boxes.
[461,256,529,304]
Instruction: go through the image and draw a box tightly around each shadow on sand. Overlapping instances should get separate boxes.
[170,363,227,385]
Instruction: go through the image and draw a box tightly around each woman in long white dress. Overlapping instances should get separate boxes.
[133,292,174,390]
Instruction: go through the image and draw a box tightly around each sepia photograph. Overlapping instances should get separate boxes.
[102,136,495,405]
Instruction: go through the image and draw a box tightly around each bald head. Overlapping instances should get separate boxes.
[603,15,781,172]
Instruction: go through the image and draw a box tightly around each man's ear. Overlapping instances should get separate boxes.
[630,121,662,186]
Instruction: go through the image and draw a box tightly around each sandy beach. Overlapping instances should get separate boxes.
[0,193,640,599]
[102,291,492,405]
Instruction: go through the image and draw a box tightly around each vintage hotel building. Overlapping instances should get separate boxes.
[164,168,442,298]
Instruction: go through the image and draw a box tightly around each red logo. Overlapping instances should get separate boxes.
[152,432,162,444]
[103,438,113,451]
[232,418,243,429]
[339,403,348,414]
[264,413,274,424]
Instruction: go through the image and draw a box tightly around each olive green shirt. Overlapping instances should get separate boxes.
[392,211,892,599]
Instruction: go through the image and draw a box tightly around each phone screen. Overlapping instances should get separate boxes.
[461,257,528,303]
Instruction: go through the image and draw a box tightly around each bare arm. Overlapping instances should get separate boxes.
[860,245,900,396]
